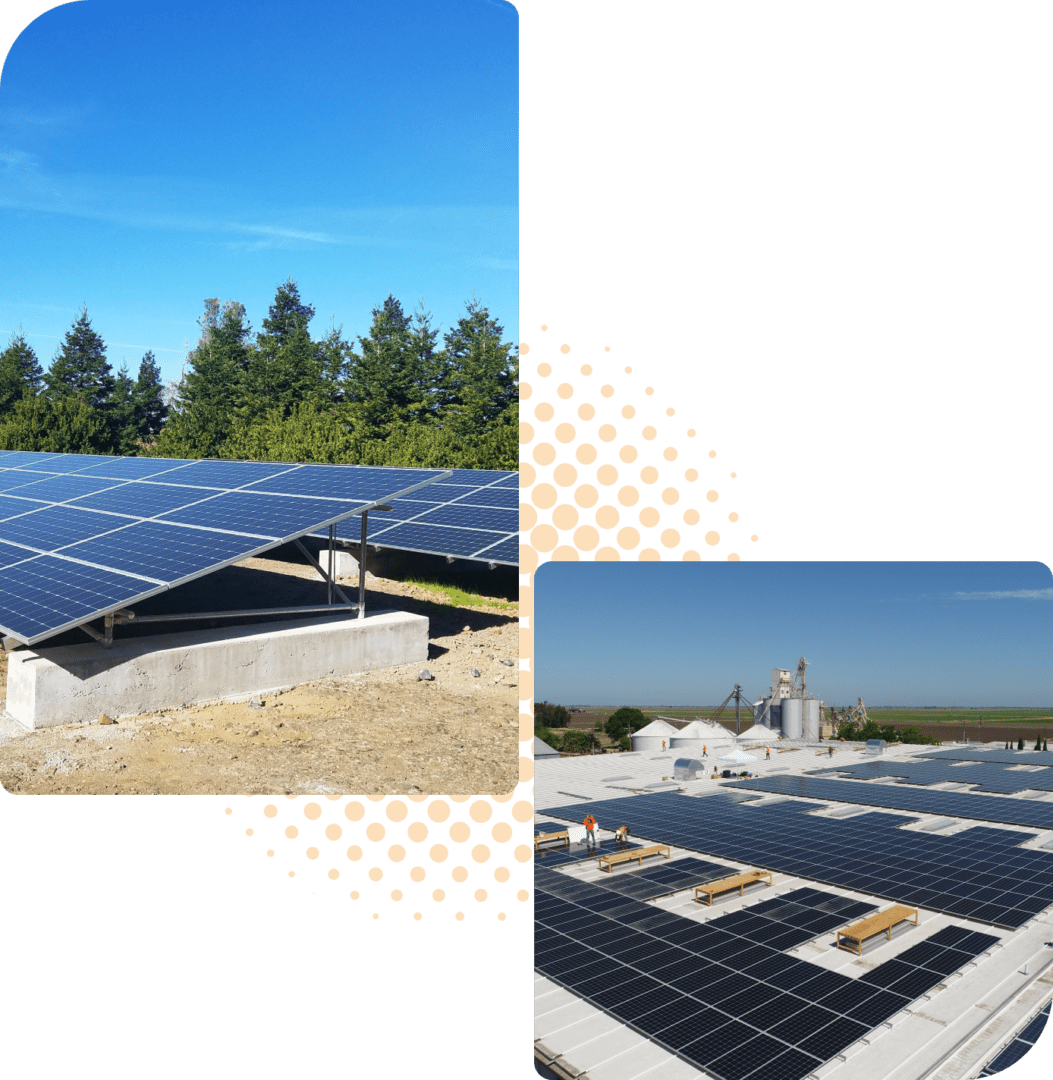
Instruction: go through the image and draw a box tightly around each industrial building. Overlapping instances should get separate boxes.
[534,733,1053,1080]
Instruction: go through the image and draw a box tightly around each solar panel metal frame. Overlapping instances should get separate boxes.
[0,452,453,645]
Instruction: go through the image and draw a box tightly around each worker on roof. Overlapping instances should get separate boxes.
[765,746,771,760]
[584,813,597,850]
[615,825,631,846]
[702,744,707,757]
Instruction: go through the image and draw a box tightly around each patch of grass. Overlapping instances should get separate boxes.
[405,577,517,613]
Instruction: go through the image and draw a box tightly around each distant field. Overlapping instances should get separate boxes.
[867,709,1053,726]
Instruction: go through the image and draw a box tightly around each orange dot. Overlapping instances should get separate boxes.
[644,386,653,395]
[532,443,556,465]
[531,483,556,508]
[366,822,385,842]
[708,449,717,458]
[267,850,274,857]
[661,529,680,548]
[306,847,319,860]
[520,464,536,486]
[350,891,359,900]
[521,382,532,399]
[414,912,422,920]
[683,550,701,561]
[302,802,321,820]
[264,804,278,818]
[617,527,640,549]
[580,364,592,375]
[619,445,638,463]
[328,869,339,880]
[639,548,660,561]
[573,525,599,550]
[576,443,597,465]
[368,868,383,881]
[449,821,470,843]
[451,866,469,883]
[245,828,253,836]
[519,423,533,444]
[491,823,512,843]
[410,866,426,882]
[624,366,632,374]
[537,363,551,376]
[345,801,365,821]
[534,401,554,422]
[574,484,598,508]
[494,866,510,882]
[288,871,295,878]
[555,423,576,443]
[347,845,363,861]
[621,405,635,419]
[498,913,506,921]
[683,509,700,525]
[388,845,406,862]
[540,324,547,331]
[512,801,533,822]
[685,468,698,481]
[600,384,614,398]
[706,490,719,502]
[728,553,740,562]
[530,525,558,551]
[469,801,492,823]
[731,472,737,478]
[666,408,675,416]
[617,486,639,506]
[637,466,656,485]
[577,403,595,421]
[519,505,537,530]
[642,426,656,440]
[517,889,529,901]
[472,845,491,863]
[596,464,618,485]
[552,545,579,561]
[663,447,678,461]
[474,889,488,902]
[752,534,759,542]
[661,488,679,504]
[705,531,720,546]
[550,498,574,529]
[595,547,620,561]
[520,343,530,355]
[285,825,298,839]
[514,844,531,862]
[553,463,577,487]
[598,424,616,442]
[325,824,342,841]
[433,889,445,901]
[428,801,450,822]
[688,428,696,437]
[407,822,428,842]
[557,382,573,397]
[456,913,464,921]
[224,807,232,815]
[560,344,570,355]
[391,890,403,901]
[595,505,619,529]
[639,507,659,528]
[729,512,739,522]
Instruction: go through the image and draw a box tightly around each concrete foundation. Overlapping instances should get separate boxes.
[5,608,428,730]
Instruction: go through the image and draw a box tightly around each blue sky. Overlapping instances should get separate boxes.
[534,563,1053,707]
[0,0,517,384]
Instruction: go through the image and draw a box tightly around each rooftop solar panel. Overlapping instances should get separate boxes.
[0,451,454,644]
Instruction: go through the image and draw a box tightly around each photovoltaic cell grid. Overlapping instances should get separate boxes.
[311,468,518,564]
[536,867,998,1080]
[924,748,1053,768]
[0,451,452,644]
[810,757,1053,795]
[725,774,1053,832]
[978,1000,1050,1075]
[540,791,1053,929]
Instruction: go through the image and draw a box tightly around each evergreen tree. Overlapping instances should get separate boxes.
[404,301,445,425]
[133,350,168,441]
[261,277,316,344]
[45,308,114,409]
[0,393,108,453]
[346,295,415,439]
[108,363,140,455]
[316,321,355,406]
[0,331,44,416]
[440,297,518,436]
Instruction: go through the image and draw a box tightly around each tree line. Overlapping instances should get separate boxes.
[534,703,648,754]
[0,278,518,469]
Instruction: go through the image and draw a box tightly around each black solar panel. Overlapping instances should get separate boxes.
[813,756,1053,795]
[0,451,452,644]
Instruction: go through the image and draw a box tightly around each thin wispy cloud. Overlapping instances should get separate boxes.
[952,589,1053,601]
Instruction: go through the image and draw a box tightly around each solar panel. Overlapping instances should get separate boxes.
[0,451,453,644]
[813,757,1053,795]
[924,747,1053,768]
[311,468,518,565]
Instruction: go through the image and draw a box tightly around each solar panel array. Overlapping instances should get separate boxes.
[978,1000,1050,1075]
[536,867,998,1080]
[0,451,450,644]
[725,774,1053,831]
[924,748,1053,768]
[541,791,1053,928]
[313,468,517,564]
[811,757,1053,795]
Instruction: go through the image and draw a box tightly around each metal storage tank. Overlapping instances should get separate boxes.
[782,698,803,739]
[631,718,678,753]
[803,699,821,741]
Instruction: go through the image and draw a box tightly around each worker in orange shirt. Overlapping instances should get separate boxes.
[584,813,598,851]
[615,825,631,846]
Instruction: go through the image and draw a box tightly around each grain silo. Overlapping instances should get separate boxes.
[631,718,678,753]
[782,697,803,739]
[803,698,821,741]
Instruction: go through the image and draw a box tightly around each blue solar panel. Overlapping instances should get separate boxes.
[411,504,516,532]
[449,486,518,508]
[0,451,456,644]
[359,522,507,558]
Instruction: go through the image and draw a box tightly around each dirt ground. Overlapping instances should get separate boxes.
[0,557,519,796]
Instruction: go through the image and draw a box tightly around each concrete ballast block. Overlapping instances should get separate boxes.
[5,609,428,730]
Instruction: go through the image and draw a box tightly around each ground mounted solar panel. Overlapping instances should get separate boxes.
[0,451,456,645]
[540,791,1053,929]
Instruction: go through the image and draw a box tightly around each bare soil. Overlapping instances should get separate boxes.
[0,558,519,796]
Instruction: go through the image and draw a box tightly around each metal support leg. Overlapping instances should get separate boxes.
[327,525,334,605]
[358,511,368,619]
[103,613,114,649]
